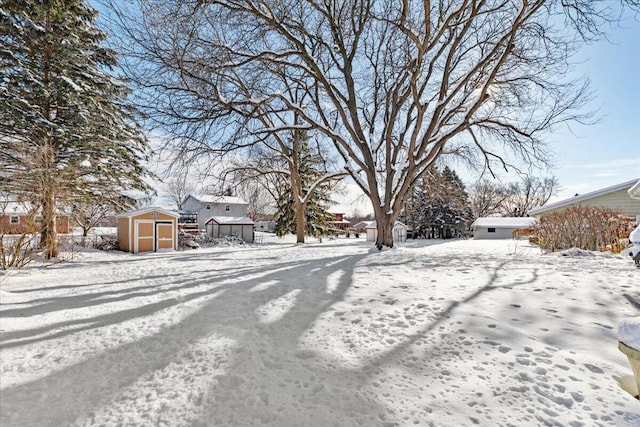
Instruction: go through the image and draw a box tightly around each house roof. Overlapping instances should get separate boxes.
[529,178,639,215]
[187,194,248,205]
[629,179,640,200]
[471,217,538,229]
[1,201,31,215]
[204,216,255,225]
[115,207,180,218]
[364,220,407,229]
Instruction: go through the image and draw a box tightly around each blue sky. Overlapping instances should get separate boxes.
[91,2,638,214]
[542,12,640,201]
[339,14,640,215]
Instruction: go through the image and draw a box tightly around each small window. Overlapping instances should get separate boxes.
[151,212,159,217]
[225,205,230,211]
[206,204,211,210]
[488,227,496,233]
[10,215,20,225]
[35,216,43,223]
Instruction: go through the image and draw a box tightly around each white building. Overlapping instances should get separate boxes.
[182,194,249,230]
[365,221,408,243]
[205,216,255,243]
[470,217,538,240]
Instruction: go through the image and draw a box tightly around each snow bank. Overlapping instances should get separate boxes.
[1,237,639,426]
[618,317,640,350]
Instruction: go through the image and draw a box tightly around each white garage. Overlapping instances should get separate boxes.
[205,216,255,243]
[471,217,538,239]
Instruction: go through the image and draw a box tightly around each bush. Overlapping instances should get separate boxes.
[0,233,39,270]
[535,206,636,253]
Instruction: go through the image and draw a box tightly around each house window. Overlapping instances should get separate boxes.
[206,204,211,210]
[225,205,230,211]
[10,215,20,225]
[488,227,496,233]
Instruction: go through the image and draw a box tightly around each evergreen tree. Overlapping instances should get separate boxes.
[0,0,152,258]
[273,135,333,238]
[404,167,472,238]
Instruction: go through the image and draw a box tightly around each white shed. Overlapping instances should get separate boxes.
[205,216,255,243]
[365,221,408,243]
[471,217,538,239]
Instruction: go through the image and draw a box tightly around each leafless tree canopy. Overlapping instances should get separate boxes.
[104,0,638,247]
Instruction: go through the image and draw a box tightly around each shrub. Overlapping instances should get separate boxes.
[535,206,636,253]
[0,233,39,270]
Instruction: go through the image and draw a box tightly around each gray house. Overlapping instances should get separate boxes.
[471,217,538,239]
[182,194,249,230]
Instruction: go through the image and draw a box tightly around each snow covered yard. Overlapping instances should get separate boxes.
[0,237,638,426]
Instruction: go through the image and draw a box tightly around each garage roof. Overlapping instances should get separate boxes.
[204,216,255,225]
[471,217,538,229]
[115,207,180,218]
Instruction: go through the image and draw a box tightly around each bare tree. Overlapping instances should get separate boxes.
[103,0,638,248]
[166,174,197,210]
[470,180,510,220]
[502,175,558,217]
[68,199,113,238]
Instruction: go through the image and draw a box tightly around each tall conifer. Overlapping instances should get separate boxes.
[0,0,152,258]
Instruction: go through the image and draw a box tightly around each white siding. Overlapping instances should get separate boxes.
[473,227,516,239]
[534,189,640,217]
[183,195,249,229]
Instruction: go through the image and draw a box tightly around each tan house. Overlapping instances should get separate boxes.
[529,178,640,219]
[116,207,179,254]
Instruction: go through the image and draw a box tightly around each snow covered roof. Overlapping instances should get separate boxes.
[471,217,538,229]
[364,220,407,229]
[629,179,640,200]
[328,219,351,224]
[187,194,248,205]
[529,178,639,215]
[115,207,180,218]
[1,201,30,215]
[204,216,255,225]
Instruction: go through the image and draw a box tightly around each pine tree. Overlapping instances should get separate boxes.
[0,0,152,258]
[405,167,472,238]
[273,134,334,238]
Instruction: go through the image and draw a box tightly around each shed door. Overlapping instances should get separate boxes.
[136,221,154,253]
[156,222,174,250]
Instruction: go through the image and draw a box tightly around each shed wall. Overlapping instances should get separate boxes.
[117,217,130,252]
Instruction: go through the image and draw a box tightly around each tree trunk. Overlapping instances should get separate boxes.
[294,196,305,244]
[40,183,58,259]
[374,208,396,250]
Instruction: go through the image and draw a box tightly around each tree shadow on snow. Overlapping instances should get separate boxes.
[0,250,392,426]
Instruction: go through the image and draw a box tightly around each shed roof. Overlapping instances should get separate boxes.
[204,216,255,225]
[471,217,538,229]
[529,178,639,215]
[115,207,180,218]
[187,194,248,205]
[364,220,407,229]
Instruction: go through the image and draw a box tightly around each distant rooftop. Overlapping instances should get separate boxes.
[188,194,248,205]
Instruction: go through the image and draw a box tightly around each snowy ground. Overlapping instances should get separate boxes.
[1,235,639,426]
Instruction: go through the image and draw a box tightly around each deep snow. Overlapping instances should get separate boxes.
[0,236,639,426]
